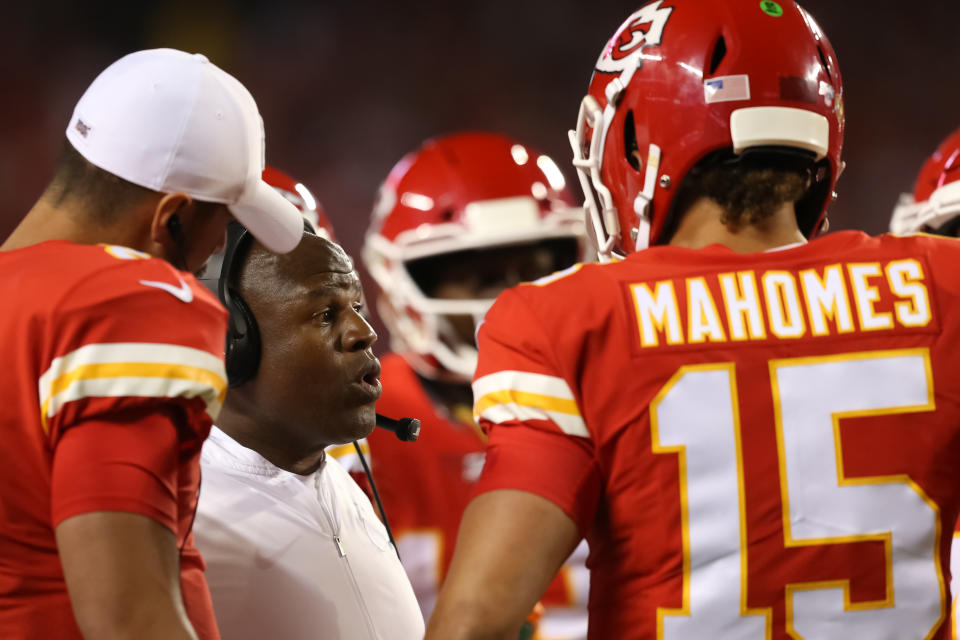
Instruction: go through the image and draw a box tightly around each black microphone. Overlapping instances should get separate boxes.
[375,413,420,442]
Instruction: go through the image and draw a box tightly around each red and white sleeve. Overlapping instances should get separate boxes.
[471,287,602,535]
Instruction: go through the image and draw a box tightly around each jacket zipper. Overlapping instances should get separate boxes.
[316,473,379,638]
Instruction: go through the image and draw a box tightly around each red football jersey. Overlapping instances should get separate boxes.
[0,241,227,639]
[349,353,588,636]
[473,231,960,639]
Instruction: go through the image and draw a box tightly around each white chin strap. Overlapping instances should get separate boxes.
[374,296,486,384]
[433,315,482,381]
[376,290,491,384]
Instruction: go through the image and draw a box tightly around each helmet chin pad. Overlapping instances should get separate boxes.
[731,106,830,160]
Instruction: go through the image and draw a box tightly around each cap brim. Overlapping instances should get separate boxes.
[229,180,304,253]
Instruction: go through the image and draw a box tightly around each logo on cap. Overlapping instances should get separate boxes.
[74,119,91,138]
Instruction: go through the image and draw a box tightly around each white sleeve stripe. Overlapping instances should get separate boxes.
[39,342,225,397]
[478,403,589,438]
[45,376,223,422]
[472,370,575,402]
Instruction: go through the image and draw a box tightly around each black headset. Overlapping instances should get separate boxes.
[217,221,263,387]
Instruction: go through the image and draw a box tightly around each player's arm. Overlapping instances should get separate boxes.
[427,287,600,639]
[42,259,228,639]
[50,410,208,640]
[425,489,580,640]
[56,511,198,640]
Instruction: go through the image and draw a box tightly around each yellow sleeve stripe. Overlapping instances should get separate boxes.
[476,401,589,438]
[39,343,226,433]
[41,366,226,433]
[474,390,580,418]
[39,342,225,393]
[472,371,588,438]
[46,362,225,403]
[473,370,575,402]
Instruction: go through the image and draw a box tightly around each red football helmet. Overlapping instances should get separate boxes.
[889,126,960,235]
[570,0,845,260]
[364,132,588,381]
[262,166,336,241]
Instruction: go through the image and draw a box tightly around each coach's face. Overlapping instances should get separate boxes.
[240,235,381,451]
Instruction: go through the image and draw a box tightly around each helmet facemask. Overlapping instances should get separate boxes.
[366,229,583,383]
[889,181,960,236]
[890,127,960,236]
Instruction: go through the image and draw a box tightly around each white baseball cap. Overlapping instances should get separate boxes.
[65,48,302,254]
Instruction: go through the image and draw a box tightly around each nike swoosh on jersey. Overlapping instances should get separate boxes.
[139,277,194,303]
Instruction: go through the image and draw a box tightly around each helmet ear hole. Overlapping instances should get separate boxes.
[817,46,832,82]
[624,110,641,172]
[708,35,727,76]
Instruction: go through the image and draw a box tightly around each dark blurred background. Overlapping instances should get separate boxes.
[2,0,958,295]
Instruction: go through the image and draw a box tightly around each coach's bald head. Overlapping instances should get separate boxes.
[237,233,357,306]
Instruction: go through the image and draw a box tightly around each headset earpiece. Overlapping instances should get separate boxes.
[166,213,183,235]
[166,214,191,271]
[218,219,312,386]
[218,222,261,387]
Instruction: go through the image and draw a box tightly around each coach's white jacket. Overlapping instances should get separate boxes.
[194,427,424,640]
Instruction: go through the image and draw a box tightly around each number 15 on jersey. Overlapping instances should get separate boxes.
[651,349,948,639]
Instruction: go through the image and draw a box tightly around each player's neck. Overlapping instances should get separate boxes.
[1,197,152,253]
[667,199,806,253]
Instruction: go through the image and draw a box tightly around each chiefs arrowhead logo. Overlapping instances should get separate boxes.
[596,1,674,73]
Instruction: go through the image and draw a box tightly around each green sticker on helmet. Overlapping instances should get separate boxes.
[760,0,784,17]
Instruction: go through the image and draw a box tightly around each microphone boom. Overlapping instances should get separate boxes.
[375,413,421,442]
